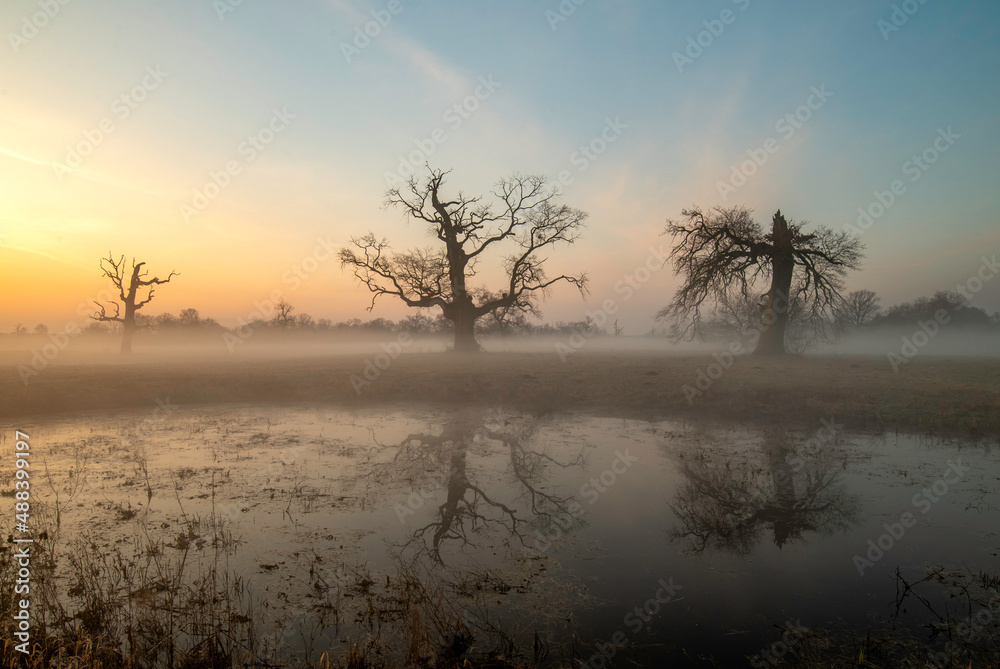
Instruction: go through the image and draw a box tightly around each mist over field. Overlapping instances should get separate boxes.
[3,0,1000,667]
[2,323,999,361]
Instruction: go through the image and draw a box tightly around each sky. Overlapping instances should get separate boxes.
[2,0,999,333]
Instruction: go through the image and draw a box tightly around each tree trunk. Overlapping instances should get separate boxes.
[442,227,480,352]
[435,433,470,555]
[763,435,798,548]
[452,306,480,353]
[121,302,136,354]
[121,270,139,354]
[754,212,795,356]
[754,265,793,355]
[120,321,135,354]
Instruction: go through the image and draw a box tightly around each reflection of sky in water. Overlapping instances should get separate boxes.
[9,406,999,665]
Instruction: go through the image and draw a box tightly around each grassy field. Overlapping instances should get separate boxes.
[2,350,998,436]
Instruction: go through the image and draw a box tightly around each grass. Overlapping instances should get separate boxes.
[4,537,998,668]
[0,519,549,668]
[2,352,999,436]
[0,501,264,668]
[0,449,558,669]
[759,567,1000,668]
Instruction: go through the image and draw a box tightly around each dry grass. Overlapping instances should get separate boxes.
[0,455,547,669]
[0,504,265,668]
[2,352,998,436]
[0,533,543,669]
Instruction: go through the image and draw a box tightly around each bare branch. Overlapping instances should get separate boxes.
[341,166,589,349]
[91,253,178,353]
[657,206,863,349]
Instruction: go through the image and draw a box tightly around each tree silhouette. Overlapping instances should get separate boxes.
[658,207,863,354]
[178,308,201,326]
[91,254,178,353]
[834,289,881,332]
[371,409,585,565]
[271,297,296,327]
[340,167,588,352]
[669,429,860,554]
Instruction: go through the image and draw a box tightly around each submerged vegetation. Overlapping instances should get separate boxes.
[3,511,997,668]
[1,408,998,667]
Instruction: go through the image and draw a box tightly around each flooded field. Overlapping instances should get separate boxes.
[3,404,999,666]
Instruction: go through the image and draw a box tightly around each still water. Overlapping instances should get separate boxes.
[6,404,999,666]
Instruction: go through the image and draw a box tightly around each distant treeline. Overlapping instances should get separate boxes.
[683,288,999,353]
[866,291,996,327]
[7,290,998,341]
[6,306,617,339]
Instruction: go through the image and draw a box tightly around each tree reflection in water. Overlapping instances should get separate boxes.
[370,408,587,565]
[669,428,861,554]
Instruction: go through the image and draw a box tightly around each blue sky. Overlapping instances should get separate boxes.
[2,0,998,330]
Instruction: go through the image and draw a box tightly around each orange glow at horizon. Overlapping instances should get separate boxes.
[0,244,415,330]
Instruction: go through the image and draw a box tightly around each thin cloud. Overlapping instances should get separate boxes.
[326,0,467,95]
[384,35,467,95]
[0,146,52,169]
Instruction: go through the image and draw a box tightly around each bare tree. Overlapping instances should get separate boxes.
[706,290,766,339]
[369,409,585,565]
[475,288,538,335]
[92,254,178,353]
[657,207,863,355]
[670,429,859,555]
[179,308,201,326]
[272,298,296,327]
[13,323,27,335]
[340,167,588,352]
[702,290,820,353]
[834,289,881,332]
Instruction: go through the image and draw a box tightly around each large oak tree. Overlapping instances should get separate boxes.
[340,168,588,352]
[658,206,863,355]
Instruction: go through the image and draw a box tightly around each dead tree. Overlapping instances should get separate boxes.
[92,254,178,353]
[340,167,588,352]
[658,207,863,355]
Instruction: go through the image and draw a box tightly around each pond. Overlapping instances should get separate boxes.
[4,404,999,667]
